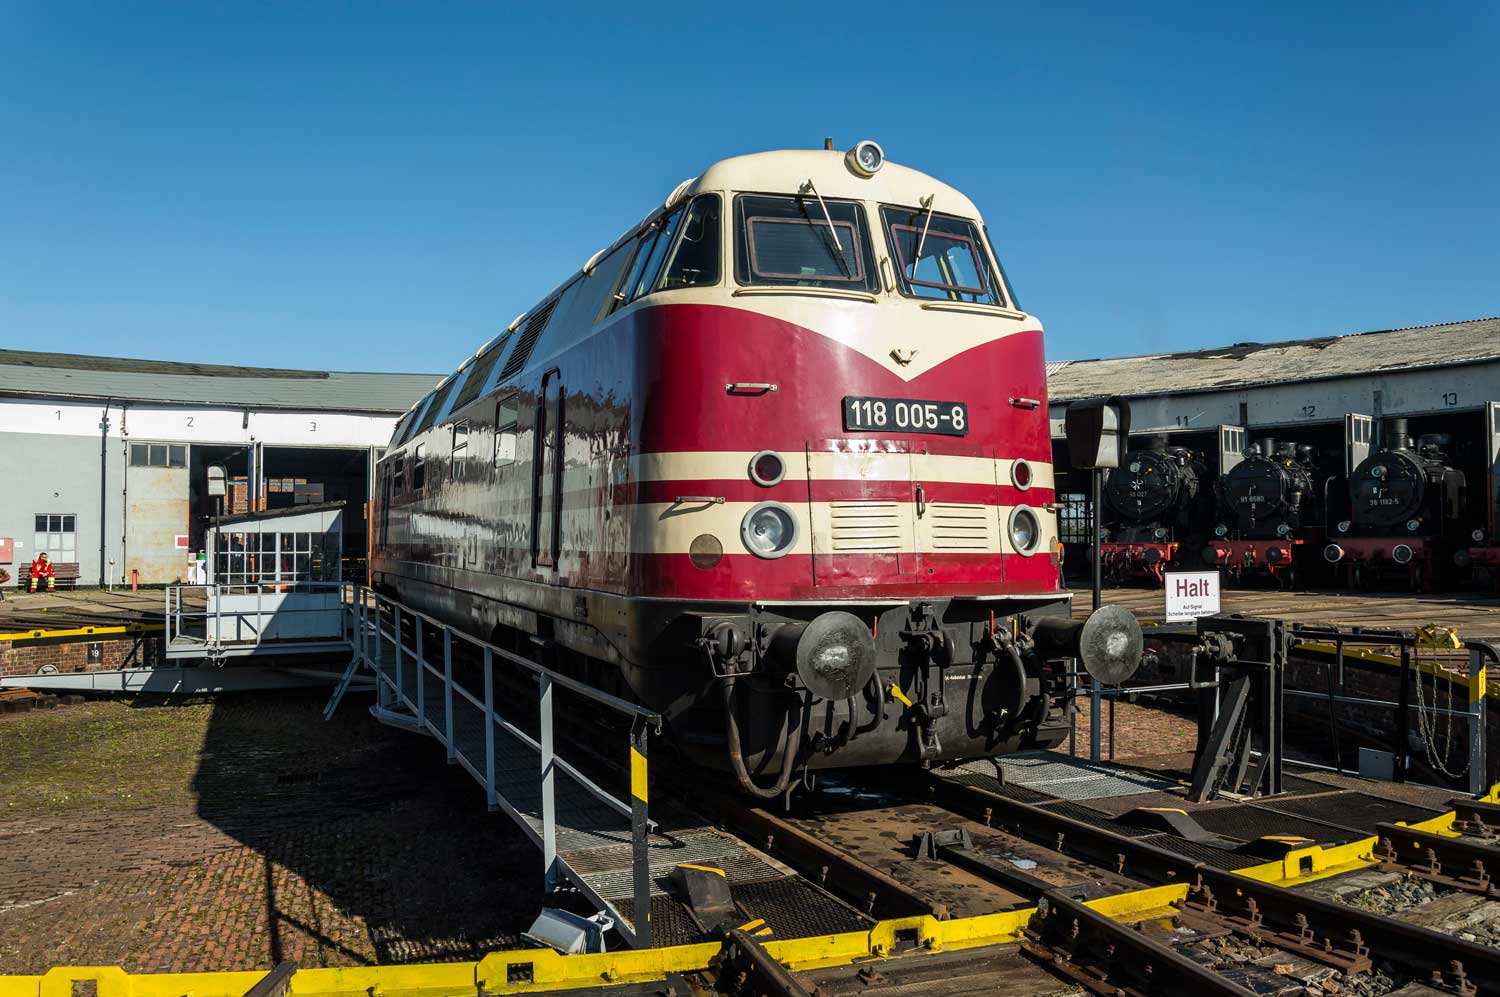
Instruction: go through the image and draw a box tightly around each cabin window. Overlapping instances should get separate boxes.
[412,374,464,438]
[880,206,1005,306]
[495,393,520,466]
[983,224,1020,311]
[412,444,427,492]
[735,194,879,292]
[448,336,509,415]
[451,421,469,478]
[392,457,405,494]
[658,194,721,289]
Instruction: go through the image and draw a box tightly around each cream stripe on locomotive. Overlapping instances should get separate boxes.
[628,451,1054,490]
[628,500,1054,556]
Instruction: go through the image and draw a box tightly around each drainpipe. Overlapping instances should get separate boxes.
[99,400,112,586]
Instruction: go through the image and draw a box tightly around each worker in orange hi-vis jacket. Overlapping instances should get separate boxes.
[29,552,55,593]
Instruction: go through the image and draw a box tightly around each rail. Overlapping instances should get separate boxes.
[347,586,663,948]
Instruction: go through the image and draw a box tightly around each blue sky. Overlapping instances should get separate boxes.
[1,2,1495,374]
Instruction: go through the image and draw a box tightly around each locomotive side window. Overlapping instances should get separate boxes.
[495,393,520,467]
[451,421,469,479]
[447,334,510,417]
[412,443,427,493]
[734,194,879,292]
[623,207,685,304]
[658,194,721,289]
[982,224,1021,311]
[881,206,1005,306]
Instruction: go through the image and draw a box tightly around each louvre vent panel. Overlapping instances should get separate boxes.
[927,502,994,551]
[499,299,558,382]
[828,502,903,552]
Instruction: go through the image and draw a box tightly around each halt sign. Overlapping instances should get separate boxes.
[1165,570,1221,622]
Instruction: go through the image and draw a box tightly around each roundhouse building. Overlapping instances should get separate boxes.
[0,350,439,587]
[1046,316,1500,558]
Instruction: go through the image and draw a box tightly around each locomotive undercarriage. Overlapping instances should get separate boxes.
[380,564,1138,796]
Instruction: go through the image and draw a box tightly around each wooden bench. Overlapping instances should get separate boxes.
[11,562,80,589]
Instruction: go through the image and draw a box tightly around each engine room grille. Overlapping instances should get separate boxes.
[926,502,994,551]
[498,298,558,382]
[828,502,903,552]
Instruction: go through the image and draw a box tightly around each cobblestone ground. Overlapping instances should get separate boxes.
[1053,697,1199,760]
[0,692,543,973]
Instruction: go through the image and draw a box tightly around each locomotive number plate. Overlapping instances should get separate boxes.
[843,396,969,436]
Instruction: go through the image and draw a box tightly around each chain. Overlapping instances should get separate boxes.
[1411,642,1469,780]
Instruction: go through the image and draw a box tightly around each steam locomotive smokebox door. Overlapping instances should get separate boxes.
[1065,396,1131,470]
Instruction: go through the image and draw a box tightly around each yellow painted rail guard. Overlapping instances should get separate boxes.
[9,788,1496,997]
[0,835,1416,997]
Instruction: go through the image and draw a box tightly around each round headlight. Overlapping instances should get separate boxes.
[845,139,884,177]
[1276,523,1292,537]
[1324,544,1344,563]
[1153,527,1167,540]
[1267,547,1285,564]
[741,502,798,559]
[1406,519,1421,533]
[1144,547,1162,564]
[1008,506,1042,556]
[1214,524,1228,538]
[1011,459,1033,491]
[1473,528,1487,544]
[1392,544,1414,564]
[1337,520,1351,534]
[748,450,786,487]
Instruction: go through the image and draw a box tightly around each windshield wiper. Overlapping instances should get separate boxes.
[911,194,935,277]
[798,179,843,255]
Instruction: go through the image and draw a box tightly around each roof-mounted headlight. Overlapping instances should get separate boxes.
[845,140,884,177]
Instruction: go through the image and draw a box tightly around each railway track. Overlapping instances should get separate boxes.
[371,602,1500,996]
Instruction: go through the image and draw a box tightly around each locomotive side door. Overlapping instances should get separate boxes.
[1217,424,1247,475]
[532,369,564,568]
[1487,402,1500,538]
[1344,413,1374,477]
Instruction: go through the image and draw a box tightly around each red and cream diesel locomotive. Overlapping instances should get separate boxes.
[372,142,1142,796]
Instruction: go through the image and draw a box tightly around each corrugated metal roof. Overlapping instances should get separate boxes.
[1048,317,1500,402]
[0,349,442,414]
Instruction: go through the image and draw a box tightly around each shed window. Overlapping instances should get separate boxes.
[130,443,187,468]
[33,514,77,561]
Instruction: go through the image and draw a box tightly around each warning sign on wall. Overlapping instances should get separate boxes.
[0,537,12,563]
[1164,571,1221,622]
[175,535,190,549]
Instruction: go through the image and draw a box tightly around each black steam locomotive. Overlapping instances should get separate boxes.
[1204,439,1323,585]
[1098,439,1213,583]
[1325,418,1468,590]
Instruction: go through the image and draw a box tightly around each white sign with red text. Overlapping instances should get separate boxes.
[1165,570,1221,622]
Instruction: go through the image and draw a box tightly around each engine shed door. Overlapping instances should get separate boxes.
[1217,424,1247,475]
[1487,401,1500,536]
[1344,413,1374,478]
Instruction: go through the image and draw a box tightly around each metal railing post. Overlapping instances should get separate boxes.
[444,630,455,761]
[1468,647,1487,796]
[483,647,498,811]
[540,674,559,891]
[394,606,404,706]
[629,715,652,948]
[1089,678,1103,763]
[416,616,426,728]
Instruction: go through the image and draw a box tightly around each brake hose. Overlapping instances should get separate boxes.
[721,675,799,800]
